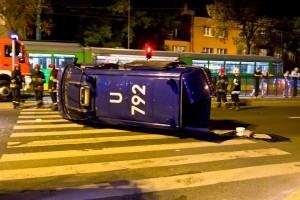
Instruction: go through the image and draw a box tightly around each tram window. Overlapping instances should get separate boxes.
[54,54,75,66]
[225,61,240,74]
[256,62,269,72]
[192,60,208,67]
[28,53,51,69]
[272,62,283,75]
[209,60,224,74]
[241,61,255,74]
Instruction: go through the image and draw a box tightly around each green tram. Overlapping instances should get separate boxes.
[22,41,284,94]
[23,41,89,89]
[180,53,284,96]
[180,52,283,77]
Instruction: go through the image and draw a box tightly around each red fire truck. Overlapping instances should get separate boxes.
[0,38,30,101]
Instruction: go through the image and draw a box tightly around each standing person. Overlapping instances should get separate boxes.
[260,70,269,98]
[229,67,241,111]
[283,70,292,98]
[10,64,24,109]
[31,64,45,108]
[215,68,229,108]
[250,67,262,97]
[48,63,58,111]
[290,67,299,97]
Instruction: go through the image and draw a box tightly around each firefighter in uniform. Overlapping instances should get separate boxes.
[10,63,24,109]
[215,68,229,109]
[31,64,45,108]
[229,67,241,111]
[48,63,58,111]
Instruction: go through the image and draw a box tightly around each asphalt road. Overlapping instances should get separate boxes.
[0,98,300,200]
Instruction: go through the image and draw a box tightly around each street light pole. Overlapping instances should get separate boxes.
[10,34,18,70]
[128,0,130,49]
[36,0,42,40]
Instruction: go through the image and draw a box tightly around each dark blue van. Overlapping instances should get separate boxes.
[57,60,215,132]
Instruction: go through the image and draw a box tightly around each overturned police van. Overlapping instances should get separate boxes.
[57,60,215,132]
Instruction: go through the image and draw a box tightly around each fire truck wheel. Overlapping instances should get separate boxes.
[0,80,12,101]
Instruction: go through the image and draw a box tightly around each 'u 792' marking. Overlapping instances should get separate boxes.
[109,84,146,115]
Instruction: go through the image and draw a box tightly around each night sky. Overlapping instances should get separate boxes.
[44,0,211,41]
[45,0,299,41]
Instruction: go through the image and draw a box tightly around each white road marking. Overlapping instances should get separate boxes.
[0,148,290,181]
[17,119,71,123]
[1,140,255,161]
[7,134,178,148]
[51,162,300,199]
[18,115,62,119]
[13,123,85,130]
[10,129,131,137]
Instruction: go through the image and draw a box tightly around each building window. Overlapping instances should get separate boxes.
[259,49,267,56]
[202,47,214,53]
[275,31,283,41]
[172,46,186,52]
[217,48,227,54]
[288,51,295,62]
[260,30,267,39]
[218,29,228,39]
[274,50,282,58]
[203,26,213,37]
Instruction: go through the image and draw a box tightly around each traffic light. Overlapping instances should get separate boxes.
[146,46,152,59]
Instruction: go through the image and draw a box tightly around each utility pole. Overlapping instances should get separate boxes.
[36,0,42,40]
[127,0,130,49]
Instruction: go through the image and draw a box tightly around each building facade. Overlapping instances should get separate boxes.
[164,17,239,54]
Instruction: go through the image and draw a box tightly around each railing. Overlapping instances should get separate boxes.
[213,76,300,97]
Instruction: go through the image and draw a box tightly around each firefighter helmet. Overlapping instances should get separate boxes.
[232,67,240,74]
[14,63,20,69]
[49,63,55,69]
[34,64,41,70]
[218,68,225,75]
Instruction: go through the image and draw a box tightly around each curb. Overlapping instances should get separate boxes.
[211,97,300,107]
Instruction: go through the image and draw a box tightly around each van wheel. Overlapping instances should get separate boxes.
[0,80,12,101]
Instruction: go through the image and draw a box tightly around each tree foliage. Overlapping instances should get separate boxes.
[80,0,152,48]
[206,0,273,54]
[80,0,180,49]
[0,0,53,39]
[291,18,300,54]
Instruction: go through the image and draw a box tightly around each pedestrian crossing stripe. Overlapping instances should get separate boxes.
[2,140,256,161]
[10,129,131,138]
[17,118,71,123]
[52,162,300,199]
[0,148,291,181]
[18,114,61,119]
[19,110,55,114]
[13,123,85,130]
[7,134,186,148]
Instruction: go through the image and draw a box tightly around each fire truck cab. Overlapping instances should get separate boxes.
[0,38,30,101]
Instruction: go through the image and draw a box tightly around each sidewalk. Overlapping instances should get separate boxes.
[211,95,300,107]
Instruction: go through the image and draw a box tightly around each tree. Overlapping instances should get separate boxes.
[0,0,53,39]
[79,0,152,48]
[206,0,273,54]
[291,18,300,54]
[78,0,181,49]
